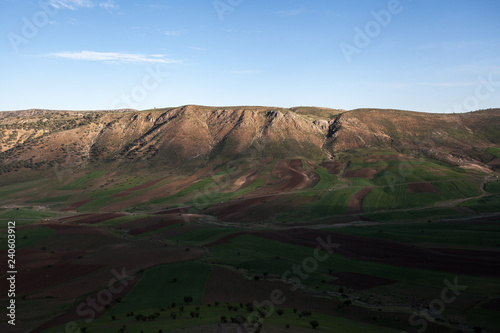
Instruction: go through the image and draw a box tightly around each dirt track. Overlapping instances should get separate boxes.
[346,186,372,214]
[271,159,310,192]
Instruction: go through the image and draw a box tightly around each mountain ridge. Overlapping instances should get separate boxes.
[0,106,499,177]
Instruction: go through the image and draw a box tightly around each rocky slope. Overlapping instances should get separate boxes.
[0,105,499,174]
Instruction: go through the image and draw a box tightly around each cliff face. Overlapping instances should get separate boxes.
[0,105,499,173]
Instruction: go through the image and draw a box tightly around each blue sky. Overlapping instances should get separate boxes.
[1,0,499,112]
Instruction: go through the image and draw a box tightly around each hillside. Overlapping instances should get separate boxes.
[1,106,499,176]
[1,106,500,333]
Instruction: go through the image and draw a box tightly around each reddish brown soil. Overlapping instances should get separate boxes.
[203,194,283,221]
[406,182,439,193]
[320,161,341,174]
[204,266,341,314]
[203,232,247,247]
[31,242,204,299]
[330,272,397,290]
[205,227,500,281]
[271,159,287,178]
[271,159,310,193]
[487,158,500,166]
[364,154,411,163]
[127,220,181,235]
[0,262,105,298]
[112,178,165,197]
[45,224,112,237]
[347,186,372,214]
[101,167,211,211]
[232,157,272,192]
[32,276,140,333]
[248,229,500,277]
[203,192,315,223]
[61,199,92,211]
[343,168,378,178]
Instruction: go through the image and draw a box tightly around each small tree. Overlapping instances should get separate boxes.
[276,309,284,316]
[184,296,193,304]
[310,320,319,329]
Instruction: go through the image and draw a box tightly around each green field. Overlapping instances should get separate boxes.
[208,234,499,295]
[334,221,500,248]
[171,227,242,245]
[26,194,73,203]
[362,179,482,212]
[59,170,107,190]
[313,168,339,190]
[461,194,500,213]
[109,261,211,315]
[278,187,361,222]
[485,180,500,193]
[486,146,500,158]
[370,160,469,186]
[62,303,399,333]
[0,226,55,250]
[1,149,498,333]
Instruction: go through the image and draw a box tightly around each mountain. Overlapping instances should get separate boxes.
[1,105,499,221]
[1,106,499,176]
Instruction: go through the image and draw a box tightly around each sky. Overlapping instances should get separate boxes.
[0,0,499,113]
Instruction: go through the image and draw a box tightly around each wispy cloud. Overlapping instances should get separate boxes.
[163,29,188,37]
[276,8,305,17]
[50,0,94,10]
[47,51,181,64]
[49,0,119,10]
[231,70,261,75]
[190,46,206,51]
[99,0,118,10]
